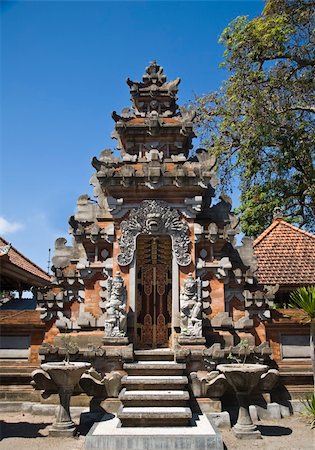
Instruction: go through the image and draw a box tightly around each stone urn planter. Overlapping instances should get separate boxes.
[41,361,91,436]
[217,363,268,439]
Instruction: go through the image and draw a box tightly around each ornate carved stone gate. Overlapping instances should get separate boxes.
[117,200,192,348]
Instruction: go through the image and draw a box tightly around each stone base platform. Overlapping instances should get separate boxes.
[85,412,223,450]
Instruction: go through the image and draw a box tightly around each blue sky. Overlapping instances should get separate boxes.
[1,0,264,271]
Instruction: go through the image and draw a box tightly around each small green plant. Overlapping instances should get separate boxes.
[301,393,315,429]
[60,334,77,364]
[227,339,249,364]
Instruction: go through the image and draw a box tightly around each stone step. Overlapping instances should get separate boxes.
[134,349,174,361]
[122,375,188,390]
[119,388,190,401]
[123,361,186,375]
[118,405,192,427]
[119,388,190,406]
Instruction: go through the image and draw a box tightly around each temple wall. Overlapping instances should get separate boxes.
[209,277,225,316]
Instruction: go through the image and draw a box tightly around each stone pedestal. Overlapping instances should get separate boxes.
[41,361,91,437]
[217,364,268,440]
[49,387,76,436]
[232,392,261,439]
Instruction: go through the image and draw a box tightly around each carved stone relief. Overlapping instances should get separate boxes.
[117,200,191,267]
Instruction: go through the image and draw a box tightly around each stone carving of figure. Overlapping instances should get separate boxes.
[180,273,202,337]
[104,272,127,337]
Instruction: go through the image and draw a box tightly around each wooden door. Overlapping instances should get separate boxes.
[136,235,172,348]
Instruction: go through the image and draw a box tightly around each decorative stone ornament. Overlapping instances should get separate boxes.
[179,272,203,337]
[103,271,127,338]
[33,361,91,437]
[117,200,191,267]
[217,363,268,439]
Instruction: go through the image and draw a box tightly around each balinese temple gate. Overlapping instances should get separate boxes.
[36,63,281,431]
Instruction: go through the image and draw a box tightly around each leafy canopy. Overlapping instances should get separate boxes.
[193,0,315,237]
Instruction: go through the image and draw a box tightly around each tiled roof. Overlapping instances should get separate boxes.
[253,219,315,285]
[0,310,45,326]
[0,237,51,282]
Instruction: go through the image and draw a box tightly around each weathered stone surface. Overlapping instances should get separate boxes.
[207,411,231,429]
[255,402,281,420]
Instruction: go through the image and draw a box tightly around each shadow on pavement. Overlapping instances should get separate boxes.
[0,420,51,440]
[78,411,115,436]
[257,424,293,436]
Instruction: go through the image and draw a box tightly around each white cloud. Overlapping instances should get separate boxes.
[0,216,24,234]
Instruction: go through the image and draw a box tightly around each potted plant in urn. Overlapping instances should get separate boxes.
[34,334,91,436]
[217,339,268,439]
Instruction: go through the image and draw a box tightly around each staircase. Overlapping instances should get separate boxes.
[118,349,192,427]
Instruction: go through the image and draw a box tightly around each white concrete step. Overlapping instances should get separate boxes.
[122,375,188,386]
[119,389,190,402]
[134,349,174,361]
[123,361,186,371]
[118,406,192,419]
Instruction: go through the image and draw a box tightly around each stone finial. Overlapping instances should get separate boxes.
[142,61,166,84]
[273,207,284,220]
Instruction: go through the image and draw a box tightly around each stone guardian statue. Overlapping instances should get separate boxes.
[104,271,127,337]
[179,272,202,337]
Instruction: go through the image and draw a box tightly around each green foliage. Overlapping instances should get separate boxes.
[227,338,249,364]
[192,0,315,237]
[289,285,315,321]
[60,333,77,364]
[301,393,315,428]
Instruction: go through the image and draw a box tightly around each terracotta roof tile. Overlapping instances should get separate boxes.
[0,237,51,282]
[253,219,315,286]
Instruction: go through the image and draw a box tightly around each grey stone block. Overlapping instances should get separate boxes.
[0,402,25,412]
[21,402,34,412]
[267,402,283,419]
[289,399,307,413]
[31,403,57,415]
[207,411,231,429]
[279,403,291,417]
[255,402,281,420]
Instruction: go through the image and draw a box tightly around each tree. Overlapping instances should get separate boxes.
[193,0,314,237]
[289,285,315,393]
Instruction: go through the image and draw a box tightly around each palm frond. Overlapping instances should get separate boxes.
[289,286,315,320]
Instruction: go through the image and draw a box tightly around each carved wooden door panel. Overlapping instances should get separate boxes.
[136,236,172,348]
